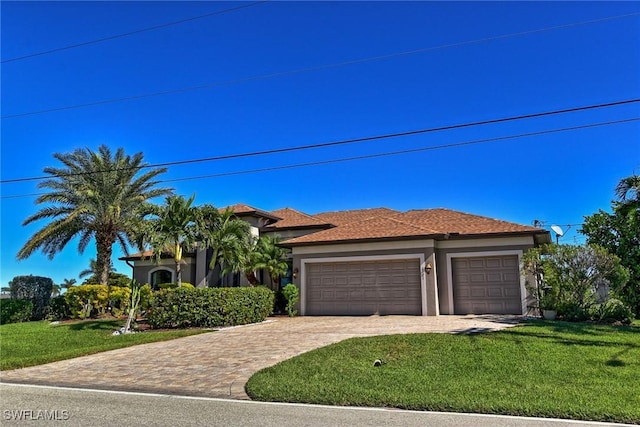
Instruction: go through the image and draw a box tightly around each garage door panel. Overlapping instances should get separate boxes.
[453,255,522,315]
[306,259,422,315]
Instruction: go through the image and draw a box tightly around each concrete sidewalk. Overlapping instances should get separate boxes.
[0,315,519,400]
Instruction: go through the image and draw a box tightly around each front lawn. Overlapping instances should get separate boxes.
[0,319,208,370]
[246,320,640,424]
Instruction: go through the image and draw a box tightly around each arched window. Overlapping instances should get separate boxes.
[149,268,174,290]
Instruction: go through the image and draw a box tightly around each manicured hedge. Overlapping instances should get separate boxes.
[146,286,274,329]
[0,299,33,325]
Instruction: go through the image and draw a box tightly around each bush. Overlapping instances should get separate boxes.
[146,286,274,329]
[65,285,131,318]
[9,275,53,320]
[46,296,71,321]
[157,282,194,290]
[0,299,33,324]
[282,284,299,317]
[592,298,635,324]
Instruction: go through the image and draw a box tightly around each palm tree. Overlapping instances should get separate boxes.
[17,145,171,286]
[143,195,200,286]
[79,258,116,279]
[200,206,251,286]
[61,278,77,290]
[615,174,640,214]
[252,235,289,291]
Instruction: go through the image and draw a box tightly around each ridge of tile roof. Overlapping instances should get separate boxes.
[222,203,282,221]
[312,207,400,226]
[283,208,545,246]
[267,207,333,229]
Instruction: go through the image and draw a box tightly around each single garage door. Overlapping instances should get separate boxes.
[305,258,422,315]
[452,255,522,314]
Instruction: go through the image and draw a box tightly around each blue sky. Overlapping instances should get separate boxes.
[1,1,639,287]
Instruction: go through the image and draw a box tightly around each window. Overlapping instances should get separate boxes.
[150,269,173,290]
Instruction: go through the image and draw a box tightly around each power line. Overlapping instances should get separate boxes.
[2,116,638,199]
[1,98,638,185]
[1,1,269,64]
[3,11,639,120]
[158,118,640,182]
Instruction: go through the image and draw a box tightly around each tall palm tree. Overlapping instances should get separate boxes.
[143,195,199,286]
[200,206,251,285]
[17,145,171,286]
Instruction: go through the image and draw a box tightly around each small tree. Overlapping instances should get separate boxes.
[582,174,640,316]
[9,275,53,320]
[252,236,289,291]
[522,244,630,320]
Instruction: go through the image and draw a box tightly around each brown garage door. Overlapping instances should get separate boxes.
[452,255,522,314]
[305,259,422,315]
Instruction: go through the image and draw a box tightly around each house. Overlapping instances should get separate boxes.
[121,204,550,316]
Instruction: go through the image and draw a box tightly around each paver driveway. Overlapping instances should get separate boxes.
[1,315,519,399]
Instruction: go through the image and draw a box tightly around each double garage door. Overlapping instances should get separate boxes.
[305,258,422,315]
[452,255,522,315]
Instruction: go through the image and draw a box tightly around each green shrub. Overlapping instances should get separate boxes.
[46,296,71,321]
[0,299,33,324]
[65,285,131,318]
[593,298,635,324]
[146,286,274,329]
[9,275,53,320]
[282,284,299,317]
[157,282,194,290]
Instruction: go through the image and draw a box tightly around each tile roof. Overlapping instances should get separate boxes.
[222,204,281,221]
[313,207,400,226]
[282,208,545,245]
[267,208,333,229]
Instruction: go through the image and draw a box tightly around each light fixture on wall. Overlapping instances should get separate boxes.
[425,263,432,274]
[293,268,299,279]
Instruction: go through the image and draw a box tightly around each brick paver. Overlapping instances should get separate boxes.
[0,315,519,399]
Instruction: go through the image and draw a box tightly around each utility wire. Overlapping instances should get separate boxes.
[1,98,638,185]
[2,116,638,199]
[1,1,269,64]
[158,117,640,183]
[3,11,639,120]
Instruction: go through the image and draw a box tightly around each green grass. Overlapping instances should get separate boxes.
[0,319,209,370]
[247,320,640,424]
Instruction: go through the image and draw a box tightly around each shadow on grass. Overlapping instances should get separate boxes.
[67,319,122,331]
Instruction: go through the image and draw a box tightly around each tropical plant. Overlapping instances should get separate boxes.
[522,244,631,321]
[252,235,289,290]
[200,206,252,285]
[140,195,199,286]
[581,174,640,315]
[16,145,171,286]
[51,284,61,298]
[61,278,77,291]
[79,258,116,279]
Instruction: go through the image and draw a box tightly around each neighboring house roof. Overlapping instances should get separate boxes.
[222,203,282,222]
[282,208,547,246]
[266,208,334,230]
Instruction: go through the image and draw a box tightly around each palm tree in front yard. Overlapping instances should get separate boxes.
[17,145,171,286]
[200,206,251,285]
[252,235,289,290]
[142,194,200,287]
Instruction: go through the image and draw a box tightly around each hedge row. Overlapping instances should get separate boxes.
[146,286,274,329]
[0,299,33,325]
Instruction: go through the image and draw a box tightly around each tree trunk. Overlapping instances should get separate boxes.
[95,233,114,287]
